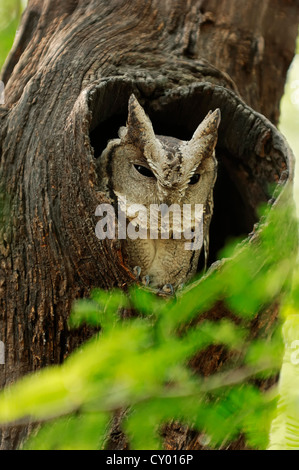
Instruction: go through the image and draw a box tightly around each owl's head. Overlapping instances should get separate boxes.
[105,94,220,209]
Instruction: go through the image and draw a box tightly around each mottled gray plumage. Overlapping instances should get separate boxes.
[98,94,220,288]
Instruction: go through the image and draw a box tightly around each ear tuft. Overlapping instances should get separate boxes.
[191,108,221,142]
[186,108,221,167]
[126,94,156,146]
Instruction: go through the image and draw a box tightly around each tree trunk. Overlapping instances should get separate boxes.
[0,0,298,450]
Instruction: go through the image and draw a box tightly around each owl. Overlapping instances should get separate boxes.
[97,94,220,289]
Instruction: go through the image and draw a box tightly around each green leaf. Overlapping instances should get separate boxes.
[24,412,110,450]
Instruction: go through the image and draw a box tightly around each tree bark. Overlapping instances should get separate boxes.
[0,0,298,450]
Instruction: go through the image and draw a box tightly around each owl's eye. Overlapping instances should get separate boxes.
[134,164,155,178]
[189,174,200,185]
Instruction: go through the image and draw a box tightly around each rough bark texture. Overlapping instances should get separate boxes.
[0,0,298,450]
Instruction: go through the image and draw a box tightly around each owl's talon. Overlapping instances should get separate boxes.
[159,284,174,296]
[132,266,142,280]
[142,275,150,287]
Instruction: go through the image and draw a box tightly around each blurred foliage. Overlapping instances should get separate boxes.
[279,34,299,211]
[0,0,299,452]
[0,0,25,71]
[268,290,299,450]
[0,197,296,450]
